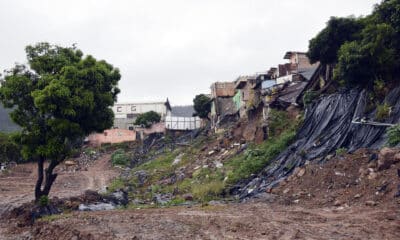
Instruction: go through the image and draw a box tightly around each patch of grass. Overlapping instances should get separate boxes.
[39,213,72,222]
[135,150,178,172]
[225,129,296,185]
[192,181,225,202]
[164,197,186,206]
[335,147,347,156]
[108,178,125,192]
[176,178,192,193]
[387,124,400,146]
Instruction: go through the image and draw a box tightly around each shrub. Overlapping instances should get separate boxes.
[111,149,129,166]
[387,125,400,147]
[376,103,391,121]
[335,147,347,156]
[39,195,49,207]
[192,181,225,202]
[303,91,319,106]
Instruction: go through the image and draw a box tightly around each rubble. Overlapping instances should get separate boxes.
[377,147,400,171]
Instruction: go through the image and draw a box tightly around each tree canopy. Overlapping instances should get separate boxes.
[307,0,400,87]
[193,94,211,119]
[134,111,161,128]
[307,16,363,65]
[0,42,120,201]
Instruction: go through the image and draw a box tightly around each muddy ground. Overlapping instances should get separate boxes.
[1,151,400,240]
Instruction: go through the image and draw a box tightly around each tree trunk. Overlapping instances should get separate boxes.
[34,158,60,202]
[34,157,44,201]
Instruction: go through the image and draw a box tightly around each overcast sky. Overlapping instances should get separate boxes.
[0,0,379,105]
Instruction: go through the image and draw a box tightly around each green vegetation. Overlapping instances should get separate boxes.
[192,181,225,202]
[193,94,211,119]
[387,124,400,146]
[108,178,125,192]
[0,132,21,163]
[308,16,363,65]
[303,91,319,106]
[225,127,297,185]
[134,111,161,128]
[111,149,129,166]
[0,42,120,202]
[308,0,400,88]
[38,195,49,207]
[335,147,347,156]
[38,213,72,222]
[376,103,391,121]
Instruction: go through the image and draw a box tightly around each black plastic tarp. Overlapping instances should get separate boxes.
[240,87,400,198]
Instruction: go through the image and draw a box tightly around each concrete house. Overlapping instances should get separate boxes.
[234,75,262,119]
[209,82,238,128]
[276,51,319,84]
[112,100,172,130]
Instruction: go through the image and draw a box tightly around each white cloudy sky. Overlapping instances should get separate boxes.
[0,0,379,105]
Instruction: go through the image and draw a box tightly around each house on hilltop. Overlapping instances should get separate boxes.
[276,51,320,84]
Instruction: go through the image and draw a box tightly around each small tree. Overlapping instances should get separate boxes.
[134,111,161,128]
[193,94,211,120]
[0,42,120,202]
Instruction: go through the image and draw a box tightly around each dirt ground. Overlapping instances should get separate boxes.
[7,202,400,240]
[1,151,400,240]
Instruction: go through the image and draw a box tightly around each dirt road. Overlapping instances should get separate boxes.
[29,202,400,240]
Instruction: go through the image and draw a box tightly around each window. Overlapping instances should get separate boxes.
[117,107,122,112]
[131,106,137,112]
[127,113,135,119]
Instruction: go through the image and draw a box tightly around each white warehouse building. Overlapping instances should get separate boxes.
[112,100,171,130]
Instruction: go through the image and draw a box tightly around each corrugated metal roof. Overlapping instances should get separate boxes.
[171,105,196,117]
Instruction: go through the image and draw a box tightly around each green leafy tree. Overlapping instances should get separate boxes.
[134,111,161,128]
[336,23,397,86]
[307,16,363,65]
[0,132,21,164]
[309,0,400,88]
[0,42,120,201]
[193,94,211,119]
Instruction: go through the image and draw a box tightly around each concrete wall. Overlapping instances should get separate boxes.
[211,82,236,98]
[88,129,136,146]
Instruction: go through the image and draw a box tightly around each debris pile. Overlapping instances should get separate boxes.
[273,148,400,208]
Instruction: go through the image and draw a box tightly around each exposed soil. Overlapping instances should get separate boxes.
[10,203,400,240]
[1,149,400,240]
[0,153,119,238]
